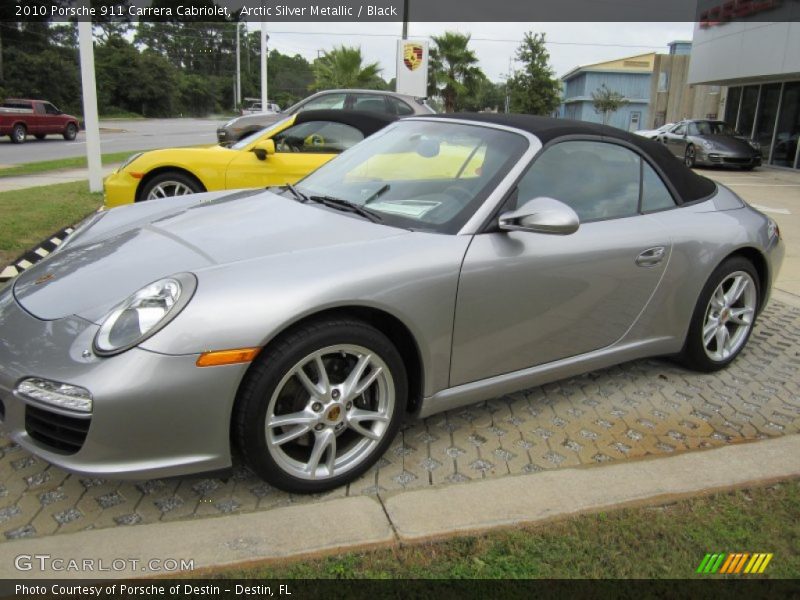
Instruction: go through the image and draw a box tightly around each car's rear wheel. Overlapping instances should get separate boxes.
[684,144,696,168]
[10,124,26,144]
[234,319,407,493]
[63,123,78,141]
[679,256,760,372]
[140,171,204,201]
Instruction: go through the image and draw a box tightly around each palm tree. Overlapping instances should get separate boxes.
[427,32,485,112]
[311,46,383,91]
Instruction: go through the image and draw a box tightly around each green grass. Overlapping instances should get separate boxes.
[0,181,103,266]
[0,151,135,179]
[211,480,800,579]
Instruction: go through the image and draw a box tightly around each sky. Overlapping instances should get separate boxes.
[246,21,697,82]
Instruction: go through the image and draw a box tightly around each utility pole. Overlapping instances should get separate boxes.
[78,12,102,193]
[235,20,241,108]
[261,24,269,109]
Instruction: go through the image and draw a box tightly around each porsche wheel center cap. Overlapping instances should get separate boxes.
[327,405,342,422]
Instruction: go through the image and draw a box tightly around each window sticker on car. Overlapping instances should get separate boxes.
[367,199,441,218]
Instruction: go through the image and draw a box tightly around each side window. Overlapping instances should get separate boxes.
[273,121,364,154]
[673,124,686,135]
[43,103,60,115]
[388,97,415,116]
[641,162,676,212]
[300,93,347,111]
[687,123,700,136]
[516,141,640,222]
[351,94,389,114]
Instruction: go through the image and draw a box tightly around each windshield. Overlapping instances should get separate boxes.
[696,121,738,136]
[230,116,293,150]
[295,120,528,234]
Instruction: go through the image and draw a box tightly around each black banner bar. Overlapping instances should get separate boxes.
[3,0,800,23]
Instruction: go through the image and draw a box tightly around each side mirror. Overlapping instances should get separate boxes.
[252,139,276,161]
[499,197,580,235]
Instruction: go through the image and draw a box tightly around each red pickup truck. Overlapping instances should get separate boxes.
[0,99,80,144]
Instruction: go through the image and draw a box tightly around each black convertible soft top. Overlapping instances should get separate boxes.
[426,113,717,203]
[293,109,397,137]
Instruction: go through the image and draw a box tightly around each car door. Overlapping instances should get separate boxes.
[42,102,62,133]
[663,123,687,157]
[224,120,365,189]
[450,140,672,386]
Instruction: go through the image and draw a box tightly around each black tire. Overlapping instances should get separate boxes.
[35,134,47,140]
[10,124,26,144]
[63,123,78,141]
[234,318,407,493]
[684,144,696,168]
[678,256,760,372]
[138,171,204,201]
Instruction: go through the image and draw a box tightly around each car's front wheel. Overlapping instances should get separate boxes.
[63,123,78,141]
[684,144,696,168]
[139,171,204,201]
[679,256,760,372]
[234,319,407,493]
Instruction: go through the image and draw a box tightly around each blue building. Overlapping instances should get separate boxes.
[558,52,656,132]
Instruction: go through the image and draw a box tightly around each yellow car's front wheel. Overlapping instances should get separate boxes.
[140,171,205,201]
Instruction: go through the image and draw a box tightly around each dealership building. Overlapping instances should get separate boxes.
[688,20,800,169]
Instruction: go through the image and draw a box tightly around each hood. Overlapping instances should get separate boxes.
[236,113,283,129]
[700,135,757,153]
[13,189,407,322]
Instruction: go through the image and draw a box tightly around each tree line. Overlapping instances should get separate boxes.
[0,13,562,118]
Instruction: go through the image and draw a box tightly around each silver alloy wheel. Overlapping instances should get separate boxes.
[146,181,195,200]
[685,146,695,167]
[702,270,757,362]
[265,344,394,481]
[12,125,25,143]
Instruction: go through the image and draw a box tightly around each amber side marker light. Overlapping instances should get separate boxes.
[129,172,144,179]
[196,347,261,367]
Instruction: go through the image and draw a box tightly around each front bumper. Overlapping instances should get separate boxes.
[103,169,138,208]
[697,148,762,168]
[0,289,249,479]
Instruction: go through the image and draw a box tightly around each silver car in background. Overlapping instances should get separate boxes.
[0,114,784,492]
[658,119,763,169]
[217,89,434,144]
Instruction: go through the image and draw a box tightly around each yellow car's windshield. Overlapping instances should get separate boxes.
[295,120,528,234]
[230,116,293,150]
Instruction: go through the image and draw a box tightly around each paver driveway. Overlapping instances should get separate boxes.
[0,300,797,541]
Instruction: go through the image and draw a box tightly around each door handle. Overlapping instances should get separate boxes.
[636,246,666,267]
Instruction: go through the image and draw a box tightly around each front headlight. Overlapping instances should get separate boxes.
[700,140,715,150]
[93,273,197,356]
[748,140,761,151]
[117,152,143,172]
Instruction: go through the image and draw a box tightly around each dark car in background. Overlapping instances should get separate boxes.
[217,89,434,143]
[658,119,762,170]
[0,99,80,143]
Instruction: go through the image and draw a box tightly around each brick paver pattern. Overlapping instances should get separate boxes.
[1,301,798,540]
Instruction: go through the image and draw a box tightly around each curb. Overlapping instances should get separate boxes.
[0,226,74,283]
[0,434,797,579]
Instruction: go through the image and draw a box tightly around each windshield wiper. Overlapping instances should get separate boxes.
[281,183,309,203]
[364,184,390,205]
[307,195,383,223]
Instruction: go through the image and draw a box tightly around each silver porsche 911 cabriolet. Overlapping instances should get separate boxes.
[0,114,784,492]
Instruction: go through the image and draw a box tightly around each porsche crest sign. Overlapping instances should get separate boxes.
[396,40,429,97]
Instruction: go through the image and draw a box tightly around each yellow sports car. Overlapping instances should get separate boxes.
[103,110,397,207]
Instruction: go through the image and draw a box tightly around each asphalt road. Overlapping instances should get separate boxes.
[0,118,226,165]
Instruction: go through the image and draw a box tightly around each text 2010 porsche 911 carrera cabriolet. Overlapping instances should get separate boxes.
[0,114,784,492]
